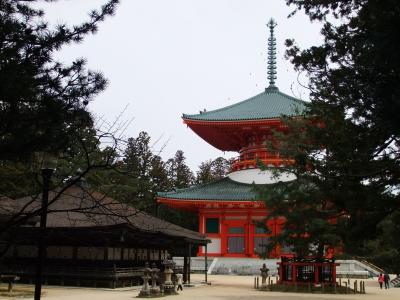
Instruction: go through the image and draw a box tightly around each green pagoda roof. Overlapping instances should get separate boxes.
[183,87,307,122]
[158,177,264,201]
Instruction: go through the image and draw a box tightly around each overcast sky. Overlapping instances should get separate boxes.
[41,0,323,171]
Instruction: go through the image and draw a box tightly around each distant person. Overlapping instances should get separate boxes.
[176,273,183,291]
[384,272,391,289]
[378,273,384,289]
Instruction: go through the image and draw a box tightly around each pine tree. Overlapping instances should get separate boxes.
[196,157,231,184]
[262,0,400,259]
[122,132,155,211]
[158,150,197,230]
[149,155,171,193]
[196,160,213,184]
[211,157,231,179]
[0,0,119,160]
[166,150,194,189]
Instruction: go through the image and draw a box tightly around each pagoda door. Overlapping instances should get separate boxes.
[228,237,245,254]
[225,219,247,256]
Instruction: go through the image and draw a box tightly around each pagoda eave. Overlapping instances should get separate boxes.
[157,198,265,212]
[183,118,286,127]
[182,118,289,152]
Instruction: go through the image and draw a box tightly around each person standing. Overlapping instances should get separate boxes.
[384,272,391,289]
[378,273,384,289]
[176,273,183,291]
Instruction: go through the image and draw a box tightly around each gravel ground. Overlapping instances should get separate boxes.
[1,274,398,300]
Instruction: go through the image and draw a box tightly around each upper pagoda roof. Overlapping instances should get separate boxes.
[183,86,307,123]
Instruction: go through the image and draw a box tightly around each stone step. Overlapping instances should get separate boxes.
[210,257,279,275]
[173,257,278,275]
[336,260,381,277]
[173,257,385,278]
[391,277,400,287]
[172,257,213,272]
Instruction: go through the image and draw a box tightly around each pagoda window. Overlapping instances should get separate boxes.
[205,218,219,234]
[228,227,244,234]
[228,237,245,253]
[255,225,268,234]
[254,237,271,255]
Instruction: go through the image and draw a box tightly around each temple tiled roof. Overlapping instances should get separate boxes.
[158,177,264,201]
[2,186,207,244]
[183,86,307,122]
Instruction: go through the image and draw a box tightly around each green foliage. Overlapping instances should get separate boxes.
[0,161,40,199]
[0,1,204,235]
[0,0,119,160]
[0,124,106,198]
[166,150,195,189]
[362,210,400,273]
[0,124,219,233]
[157,150,196,230]
[196,157,231,184]
[261,0,400,261]
[196,160,214,185]
[120,132,154,211]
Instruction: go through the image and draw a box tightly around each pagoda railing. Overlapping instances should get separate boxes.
[231,154,294,172]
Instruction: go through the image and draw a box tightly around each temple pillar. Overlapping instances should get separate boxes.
[197,211,205,256]
[247,211,254,257]
[204,244,208,283]
[220,212,227,256]
[187,243,191,284]
[183,256,188,283]
[199,211,205,235]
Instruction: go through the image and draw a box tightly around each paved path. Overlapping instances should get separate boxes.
[1,274,399,299]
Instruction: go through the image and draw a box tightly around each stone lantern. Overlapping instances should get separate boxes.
[150,263,161,296]
[138,262,152,297]
[162,258,177,295]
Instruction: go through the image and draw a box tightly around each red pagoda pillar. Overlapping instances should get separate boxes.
[220,212,227,256]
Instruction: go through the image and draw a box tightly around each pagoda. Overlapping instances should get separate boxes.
[157,19,306,258]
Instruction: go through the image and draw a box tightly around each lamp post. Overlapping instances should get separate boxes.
[34,155,57,300]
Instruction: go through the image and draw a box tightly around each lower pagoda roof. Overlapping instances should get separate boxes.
[157,177,264,202]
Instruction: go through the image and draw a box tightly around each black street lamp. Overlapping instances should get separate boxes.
[34,154,57,300]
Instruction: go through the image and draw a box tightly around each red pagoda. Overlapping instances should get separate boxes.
[158,19,306,258]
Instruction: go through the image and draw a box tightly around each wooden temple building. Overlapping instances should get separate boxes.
[0,185,208,288]
[157,19,307,258]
